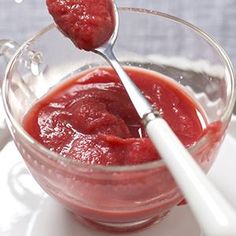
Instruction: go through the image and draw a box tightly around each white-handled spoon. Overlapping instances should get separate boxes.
[94,3,236,236]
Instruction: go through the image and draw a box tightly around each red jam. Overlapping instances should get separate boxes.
[23,67,206,166]
[46,0,115,50]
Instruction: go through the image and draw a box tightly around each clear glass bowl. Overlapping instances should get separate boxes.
[2,8,235,232]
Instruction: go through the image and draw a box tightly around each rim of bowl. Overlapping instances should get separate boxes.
[2,7,235,172]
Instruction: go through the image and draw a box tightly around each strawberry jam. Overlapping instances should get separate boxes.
[46,0,115,50]
[23,67,206,166]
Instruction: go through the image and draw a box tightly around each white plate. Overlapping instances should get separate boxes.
[1,118,236,236]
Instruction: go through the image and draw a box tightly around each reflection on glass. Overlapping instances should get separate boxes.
[14,0,23,3]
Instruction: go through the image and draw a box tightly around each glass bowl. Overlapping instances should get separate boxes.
[1,7,235,232]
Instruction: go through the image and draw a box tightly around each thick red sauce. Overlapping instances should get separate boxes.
[23,67,205,166]
[46,0,115,50]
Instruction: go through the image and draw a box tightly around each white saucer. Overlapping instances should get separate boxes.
[1,118,236,236]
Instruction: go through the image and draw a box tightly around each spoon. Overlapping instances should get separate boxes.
[94,3,236,236]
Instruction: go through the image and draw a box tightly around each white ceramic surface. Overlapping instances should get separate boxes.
[1,117,236,236]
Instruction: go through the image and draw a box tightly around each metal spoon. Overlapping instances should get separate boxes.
[94,3,236,236]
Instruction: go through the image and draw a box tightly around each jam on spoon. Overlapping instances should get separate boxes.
[46,0,115,51]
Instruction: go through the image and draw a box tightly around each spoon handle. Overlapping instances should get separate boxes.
[146,117,236,236]
[95,46,153,118]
